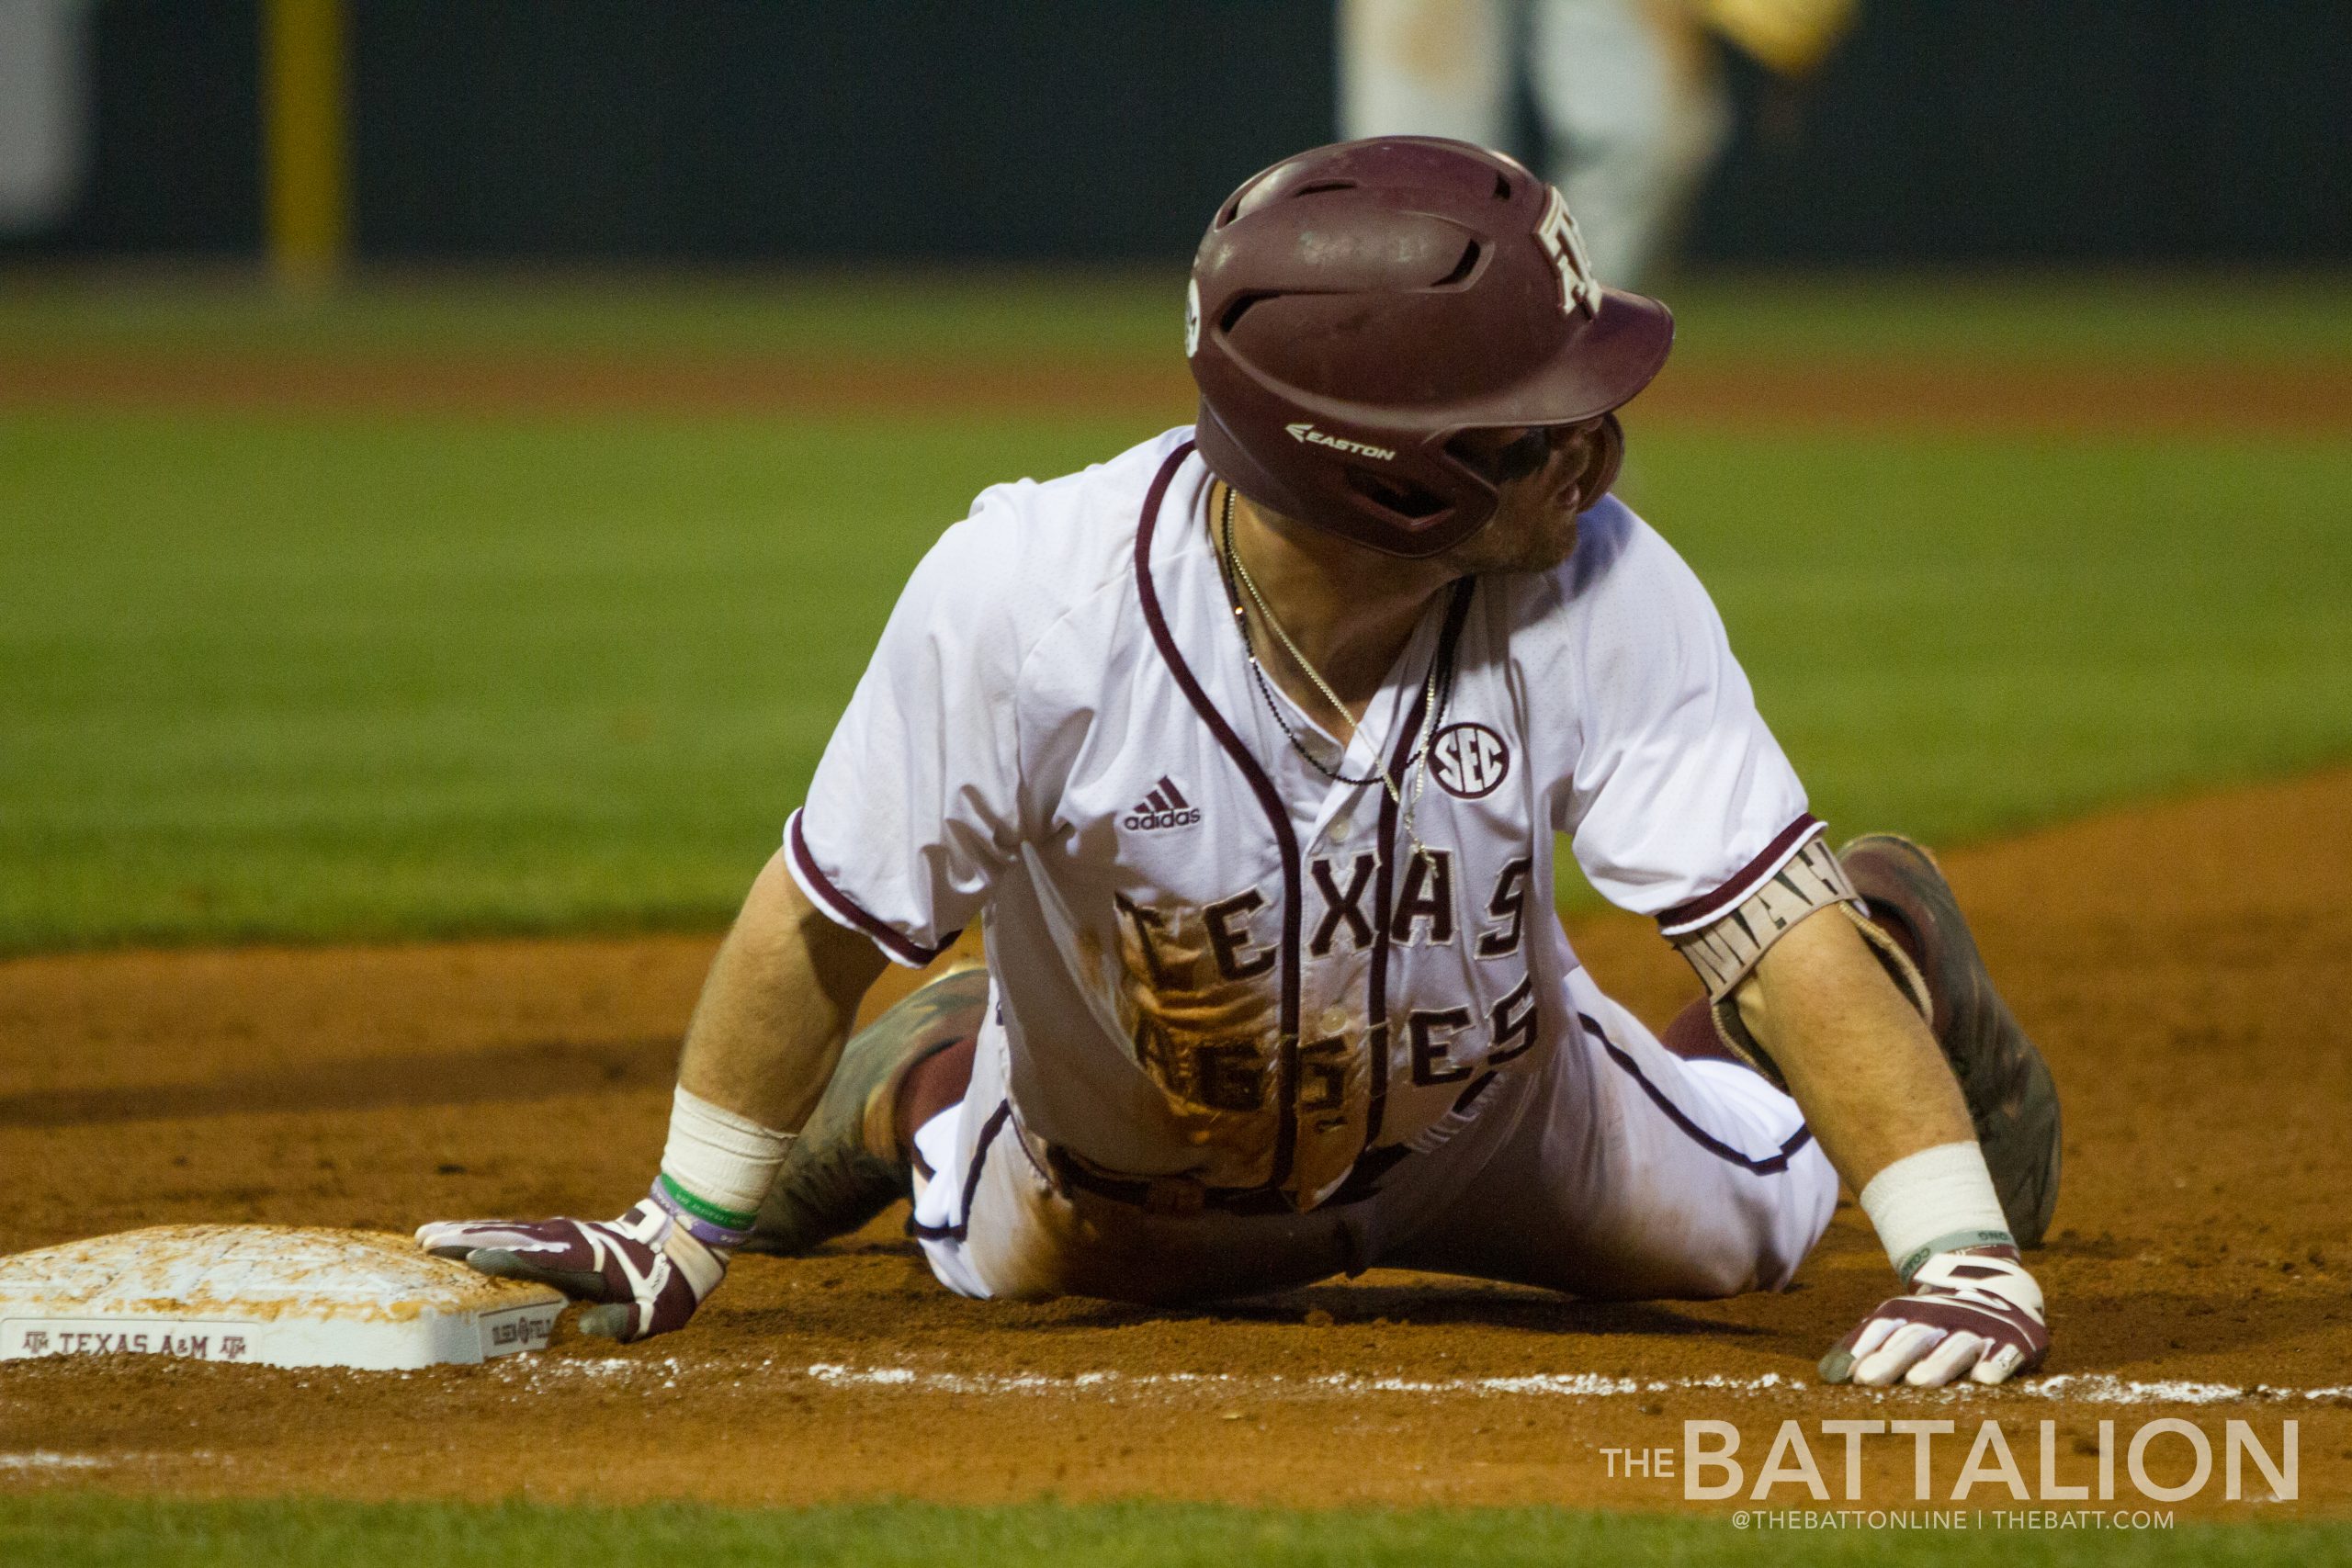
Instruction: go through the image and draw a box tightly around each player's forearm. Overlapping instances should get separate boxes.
[676,847,889,1134]
[1742,905,2046,1384]
[1733,906,1973,1195]
[410,856,891,1341]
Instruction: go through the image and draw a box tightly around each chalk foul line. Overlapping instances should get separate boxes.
[490,1357,2352,1407]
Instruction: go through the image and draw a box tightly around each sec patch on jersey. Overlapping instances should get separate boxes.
[1430,722,1510,798]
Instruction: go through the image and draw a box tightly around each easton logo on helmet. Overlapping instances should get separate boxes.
[1284,423,1396,462]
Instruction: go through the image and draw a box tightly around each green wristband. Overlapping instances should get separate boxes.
[656,1172,759,1233]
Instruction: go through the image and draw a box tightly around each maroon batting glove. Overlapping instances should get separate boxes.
[416,1196,727,1343]
[1820,1245,2048,1387]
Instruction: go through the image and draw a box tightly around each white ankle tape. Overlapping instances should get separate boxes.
[660,1085,796,1227]
[1860,1140,2014,1280]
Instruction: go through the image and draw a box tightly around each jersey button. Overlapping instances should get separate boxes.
[1326,813,1352,840]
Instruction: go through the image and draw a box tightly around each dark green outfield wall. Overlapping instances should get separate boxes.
[12,0,2349,265]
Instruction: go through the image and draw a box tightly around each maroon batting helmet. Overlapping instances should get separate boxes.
[1186,137,1674,558]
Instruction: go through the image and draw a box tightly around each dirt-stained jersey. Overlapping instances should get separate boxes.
[787,429,1819,1206]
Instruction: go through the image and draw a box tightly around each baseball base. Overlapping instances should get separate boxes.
[0,1224,564,1371]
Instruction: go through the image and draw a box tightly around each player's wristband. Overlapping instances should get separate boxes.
[650,1175,760,1250]
[654,1085,796,1250]
[1859,1141,2014,1280]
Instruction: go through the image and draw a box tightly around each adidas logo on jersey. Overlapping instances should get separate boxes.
[1122,776,1201,831]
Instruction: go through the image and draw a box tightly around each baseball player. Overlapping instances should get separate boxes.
[421,138,2060,1390]
[1340,0,1858,288]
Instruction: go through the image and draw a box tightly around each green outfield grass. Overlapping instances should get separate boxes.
[3,276,2348,950]
[2,1496,2344,1568]
[1643,430,2352,850]
[0,409,1154,950]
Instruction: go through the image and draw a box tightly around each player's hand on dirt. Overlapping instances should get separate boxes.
[415,1199,727,1344]
[1819,1247,2047,1387]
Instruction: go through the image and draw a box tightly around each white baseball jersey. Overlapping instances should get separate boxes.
[787,427,1819,1208]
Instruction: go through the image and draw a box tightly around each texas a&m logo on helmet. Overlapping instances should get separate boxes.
[1535,187,1601,319]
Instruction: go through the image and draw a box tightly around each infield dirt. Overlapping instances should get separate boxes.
[3,769,2347,1514]
[5,346,2348,436]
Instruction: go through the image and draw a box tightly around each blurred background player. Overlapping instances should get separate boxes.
[0,0,96,236]
[1339,0,1855,289]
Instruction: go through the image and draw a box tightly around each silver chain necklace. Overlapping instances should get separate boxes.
[1216,484,1444,871]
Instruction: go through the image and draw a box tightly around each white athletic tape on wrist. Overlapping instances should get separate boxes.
[660,1084,796,1229]
[1859,1140,2015,1280]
